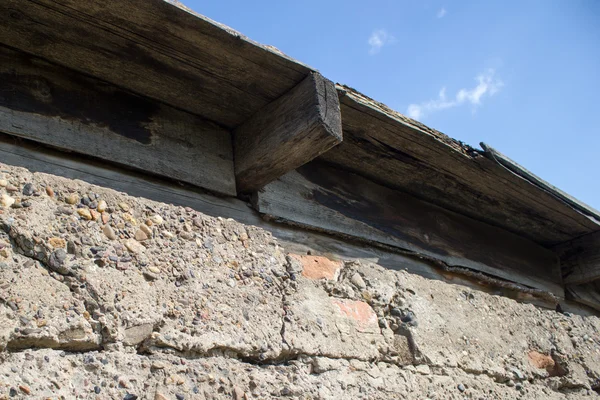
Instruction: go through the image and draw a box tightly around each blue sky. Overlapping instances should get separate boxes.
[191,0,600,209]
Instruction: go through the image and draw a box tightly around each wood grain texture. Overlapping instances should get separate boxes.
[0,134,572,311]
[0,0,311,127]
[566,282,600,312]
[319,86,599,246]
[0,46,235,195]
[254,160,563,296]
[555,231,600,285]
[480,143,600,224]
[234,72,342,193]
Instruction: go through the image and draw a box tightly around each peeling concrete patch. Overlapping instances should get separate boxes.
[331,298,378,332]
[284,283,385,360]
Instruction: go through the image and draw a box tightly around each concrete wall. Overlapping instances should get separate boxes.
[0,162,599,399]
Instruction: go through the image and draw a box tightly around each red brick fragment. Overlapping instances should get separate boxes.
[332,298,378,331]
[528,350,556,373]
[289,254,342,280]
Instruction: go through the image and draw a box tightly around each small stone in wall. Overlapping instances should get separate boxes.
[22,183,35,196]
[48,237,66,248]
[77,208,92,220]
[103,225,117,240]
[139,223,152,237]
[19,385,31,395]
[48,249,69,275]
[135,229,149,242]
[149,214,163,225]
[97,200,107,212]
[124,238,145,254]
[65,193,79,204]
[0,194,15,208]
[350,272,366,289]
[0,247,10,258]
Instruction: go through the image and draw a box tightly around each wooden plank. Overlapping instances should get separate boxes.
[0,135,577,311]
[319,86,599,246]
[254,160,563,296]
[234,72,342,193]
[0,46,236,196]
[566,282,600,312]
[555,231,600,285]
[480,143,600,224]
[0,0,311,128]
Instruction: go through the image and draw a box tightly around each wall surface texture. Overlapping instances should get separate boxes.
[0,162,599,399]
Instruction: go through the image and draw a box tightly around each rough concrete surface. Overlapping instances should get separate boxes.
[0,161,599,399]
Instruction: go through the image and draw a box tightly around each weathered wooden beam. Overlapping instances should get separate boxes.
[234,72,342,193]
[253,160,563,296]
[320,85,599,246]
[566,282,600,312]
[0,0,310,128]
[555,231,600,285]
[480,143,600,224]
[0,46,236,195]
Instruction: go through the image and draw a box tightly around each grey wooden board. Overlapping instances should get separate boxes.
[555,231,600,285]
[319,86,599,246]
[234,72,342,192]
[480,143,600,225]
[0,0,311,128]
[0,46,235,196]
[0,135,568,310]
[254,161,563,296]
[566,282,600,312]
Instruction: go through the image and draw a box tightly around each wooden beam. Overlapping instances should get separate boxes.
[234,72,342,193]
[253,160,563,296]
[555,231,600,285]
[0,46,236,196]
[0,0,310,128]
[566,282,600,312]
[480,143,600,224]
[319,86,599,246]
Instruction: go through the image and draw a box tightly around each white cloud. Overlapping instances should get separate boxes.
[406,69,503,120]
[437,8,447,18]
[368,29,395,55]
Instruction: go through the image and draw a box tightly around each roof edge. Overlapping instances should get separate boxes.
[480,142,600,228]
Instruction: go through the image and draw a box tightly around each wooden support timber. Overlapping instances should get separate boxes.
[321,86,600,246]
[253,160,563,296]
[566,282,600,312]
[555,231,600,285]
[234,73,342,193]
[0,0,311,128]
[0,46,236,195]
